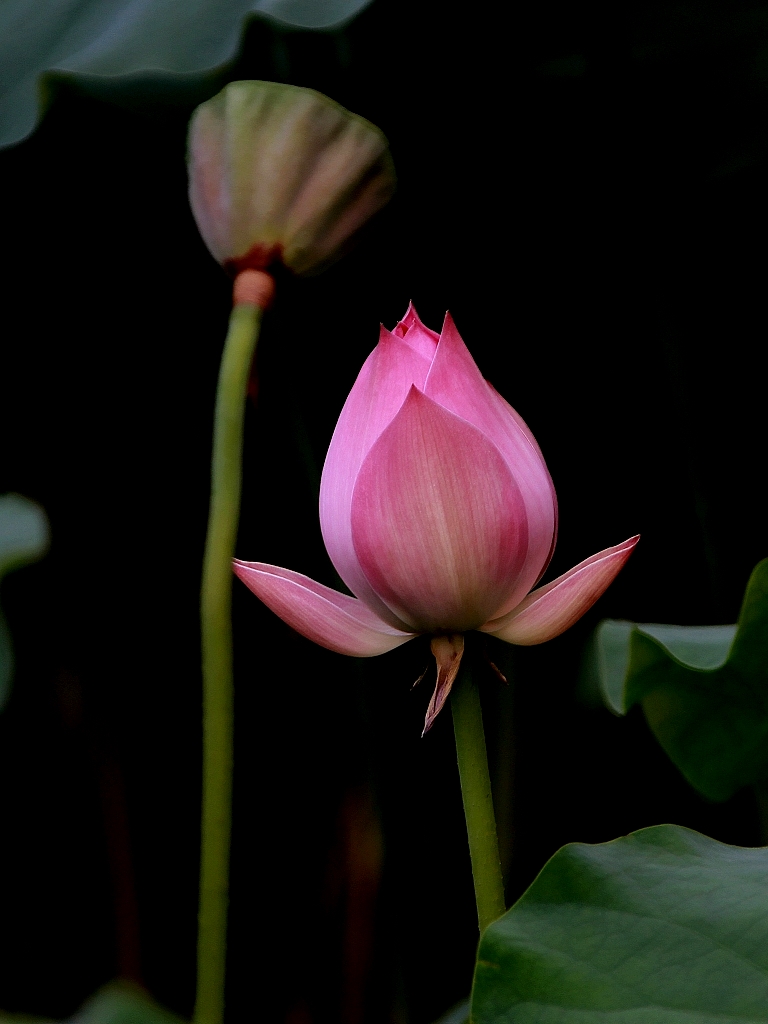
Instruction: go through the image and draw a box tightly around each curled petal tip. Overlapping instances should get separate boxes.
[391,302,416,335]
[398,300,421,325]
[422,634,464,735]
[393,302,440,353]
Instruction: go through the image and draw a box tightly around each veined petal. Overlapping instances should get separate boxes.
[351,387,529,632]
[233,560,417,656]
[423,313,557,616]
[487,381,559,585]
[392,302,440,359]
[481,536,639,645]
[283,113,393,273]
[319,327,432,629]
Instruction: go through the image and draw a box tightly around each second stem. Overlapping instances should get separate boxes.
[196,298,264,1024]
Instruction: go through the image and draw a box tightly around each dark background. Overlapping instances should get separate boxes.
[1,0,767,1020]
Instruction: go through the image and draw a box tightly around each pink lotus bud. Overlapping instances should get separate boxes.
[234,306,638,731]
[188,80,396,277]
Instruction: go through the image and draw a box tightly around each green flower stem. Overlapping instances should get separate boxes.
[195,301,263,1024]
[451,658,506,933]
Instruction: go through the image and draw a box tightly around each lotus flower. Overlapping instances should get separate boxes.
[188,80,396,277]
[234,306,638,732]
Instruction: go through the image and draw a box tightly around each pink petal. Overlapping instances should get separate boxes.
[392,302,440,359]
[423,634,465,735]
[319,327,433,630]
[233,560,417,656]
[423,313,557,617]
[480,536,639,645]
[487,382,559,584]
[351,387,529,632]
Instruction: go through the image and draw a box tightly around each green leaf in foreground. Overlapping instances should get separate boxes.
[472,824,768,1024]
[0,493,49,710]
[584,558,768,801]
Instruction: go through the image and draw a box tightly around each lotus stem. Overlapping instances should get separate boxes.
[196,271,272,1024]
[451,656,506,933]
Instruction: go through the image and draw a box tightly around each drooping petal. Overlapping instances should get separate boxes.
[233,560,417,656]
[319,328,433,629]
[392,302,440,359]
[351,387,529,632]
[423,634,465,735]
[423,313,557,617]
[480,536,639,645]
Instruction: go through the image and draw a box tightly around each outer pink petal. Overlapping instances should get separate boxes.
[319,327,432,629]
[423,313,557,617]
[392,302,440,358]
[487,381,559,584]
[233,560,417,656]
[480,536,639,645]
[351,387,529,632]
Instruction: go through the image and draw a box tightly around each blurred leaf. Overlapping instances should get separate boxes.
[67,982,185,1023]
[1,982,186,1023]
[584,559,768,801]
[0,494,49,579]
[432,1000,469,1024]
[472,824,768,1023]
[0,493,49,710]
[0,0,373,148]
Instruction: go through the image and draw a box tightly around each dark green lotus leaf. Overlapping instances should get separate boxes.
[0,494,50,711]
[585,559,768,801]
[0,0,372,148]
[472,824,768,1023]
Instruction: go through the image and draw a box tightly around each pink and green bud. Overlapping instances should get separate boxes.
[234,307,638,731]
[188,80,396,277]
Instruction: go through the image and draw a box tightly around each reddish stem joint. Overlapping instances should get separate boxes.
[233,269,275,310]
